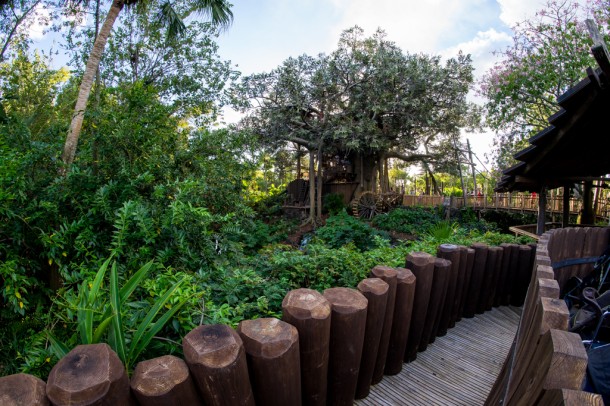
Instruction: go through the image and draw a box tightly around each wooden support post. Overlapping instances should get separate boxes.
[484,246,503,311]
[0,373,49,406]
[131,355,202,406]
[46,343,131,406]
[437,244,460,335]
[498,244,519,306]
[282,289,331,406]
[386,267,416,372]
[183,324,254,406]
[355,278,389,399]
[537,186,547,235]
[369,266,398,384]
[458,247,475,320]
[581,180,594,225]
[451,246,469,324]
[404,252,435,362]
[464,243,488,318]
[421,258,451,347]
[237,318,301,406]
[477,245,497,313]
[539,388,603,405]
[323,287,368,406]
[561,185,570,228]
[511,245,533,306]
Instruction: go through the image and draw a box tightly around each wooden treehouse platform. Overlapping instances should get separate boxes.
[357,306,521,406]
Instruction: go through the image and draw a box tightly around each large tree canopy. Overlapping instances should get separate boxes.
[235,27,478,195]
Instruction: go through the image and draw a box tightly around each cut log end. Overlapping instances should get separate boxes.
[406,251,435,267]
[323,287,368,313]
[395,267,416,284]
[46,343,128,405]
[131,355,189,397]
[282,288,331,320]
[183,324,243,369]
[371,265,398,278]
[358,278,389,296]
[0,373,49,406]
[238,318,298,358]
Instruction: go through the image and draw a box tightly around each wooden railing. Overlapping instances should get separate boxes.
[402,192,610,220]
[486,226,610,405]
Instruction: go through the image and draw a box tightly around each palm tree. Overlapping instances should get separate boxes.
[61,0,232,171]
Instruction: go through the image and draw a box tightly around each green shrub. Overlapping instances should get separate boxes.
[323,193,346,215]
[372,206,442,236]
[315,211,390,251]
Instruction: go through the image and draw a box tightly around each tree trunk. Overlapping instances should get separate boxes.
[61,0,125,171]
[316,146,323,219]
[308,150,316,223]
[296,144,302,179]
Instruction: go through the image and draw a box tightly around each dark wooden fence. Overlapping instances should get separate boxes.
[486,227,610,406]
[2,232,607,405]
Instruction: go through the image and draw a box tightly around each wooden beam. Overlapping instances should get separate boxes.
[562,184,570,228]
[587,19,610,80]
[537,186,547,235]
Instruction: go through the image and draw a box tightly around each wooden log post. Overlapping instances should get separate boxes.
[355,278,389,399]
[540,389,603,405]
[237,318,301,406]
[484,246,503,311]
[369,266,398,384]
[46,343,132,406]
[498,243,519,306]
[511,245,533,306]
[404,252,435,363]
[0,373,49,406]
[183,324,254,406]
[131,355,202,406]
[422,258,451,347]
[458,247,475,319]
[507,329,588,406]
[386,267,416,372]
[323,287,368,406]
[451,246,469,325]
[282,288,331,406]
[436,244,460,335]
[475,247,497,314]
[464,243,488,318]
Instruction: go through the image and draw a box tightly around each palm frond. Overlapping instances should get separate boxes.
[158,1,187,38]
[193,0,233,31]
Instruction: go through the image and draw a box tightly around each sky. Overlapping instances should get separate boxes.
[29,0,562,168]
[211,0,556,167]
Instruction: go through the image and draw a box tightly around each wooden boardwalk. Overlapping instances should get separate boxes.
[356,306,521,406]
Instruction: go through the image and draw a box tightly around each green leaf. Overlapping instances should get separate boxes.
[119,260,154,303]
[92,314,114,344]
[127,277,187,363]
[109,262,126,363]
[47,331,69,359]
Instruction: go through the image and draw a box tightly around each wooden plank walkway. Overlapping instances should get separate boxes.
[356,306,521,406]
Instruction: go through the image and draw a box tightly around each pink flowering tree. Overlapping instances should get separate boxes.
[479,0,605,169]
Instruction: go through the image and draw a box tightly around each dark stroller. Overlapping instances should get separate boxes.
[562,248,610,403]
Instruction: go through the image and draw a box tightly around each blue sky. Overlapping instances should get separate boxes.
[214,0,549,77]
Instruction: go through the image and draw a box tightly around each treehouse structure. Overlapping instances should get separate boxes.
[283,155,402,219]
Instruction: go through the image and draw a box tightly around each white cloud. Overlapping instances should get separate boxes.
[27,4,50,40]
[442,28,512,79]
[496,0,547,27]
[329,0,495,54]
